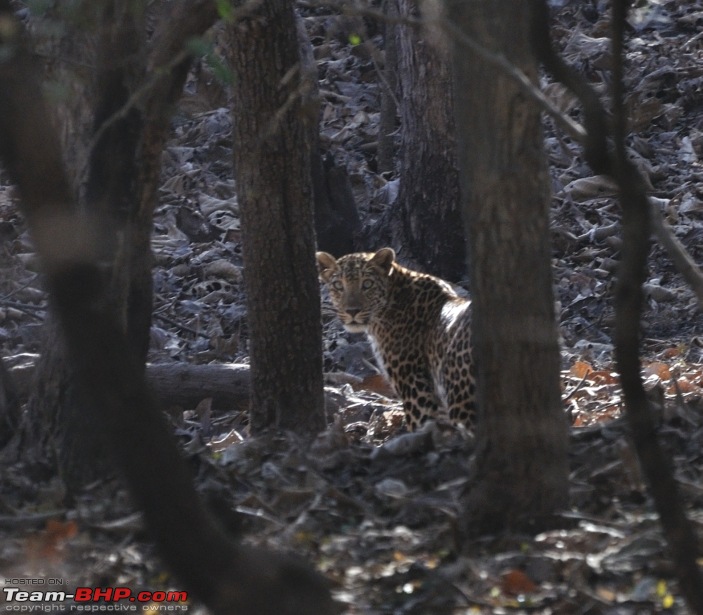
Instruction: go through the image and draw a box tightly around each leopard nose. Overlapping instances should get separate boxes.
[346,308,361,318]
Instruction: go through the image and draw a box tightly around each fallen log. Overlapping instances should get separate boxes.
[7,358,348,415]
[147,362,251,409]
[7,358,250,409]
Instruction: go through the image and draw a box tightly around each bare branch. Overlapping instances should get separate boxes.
[649,198,703,310]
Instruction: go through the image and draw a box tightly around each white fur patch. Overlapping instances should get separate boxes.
[440,300,470,330]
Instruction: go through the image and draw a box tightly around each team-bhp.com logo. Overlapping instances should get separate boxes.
[4,587,189,611]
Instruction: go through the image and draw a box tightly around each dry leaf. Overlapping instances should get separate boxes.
[660,347,681,359]
[563,176,618,200]
[500,569,538,596]
[357,373,396,398]
[643,362,672,380]
[570,360,594,378]
[27,519,79,559]
[591,370,619,385]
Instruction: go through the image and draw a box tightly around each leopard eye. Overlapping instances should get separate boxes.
[331,280,344,291]
[361,279,374,290]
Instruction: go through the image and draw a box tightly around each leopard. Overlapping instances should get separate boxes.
[316,247,477,431]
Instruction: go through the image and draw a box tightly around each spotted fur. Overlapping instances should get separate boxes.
[316,247,476,431]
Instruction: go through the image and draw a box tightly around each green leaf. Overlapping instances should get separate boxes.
[186,37,212,57]
[208,55,236,87]
[186,37,235,87]
[215,0,234,21]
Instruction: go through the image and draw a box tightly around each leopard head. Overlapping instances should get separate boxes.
[316,248,395,333]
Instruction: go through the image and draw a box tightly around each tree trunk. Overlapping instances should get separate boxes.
[377,0,398,174]
[228,0,326,435]
[20,0,218,490]
[15,1,100,478]
[392,0,464,281]
[297,11,360,257]
[0,358,19,449]
[24,2,148,489]
[449,0,569,534]
[25,1,99,189]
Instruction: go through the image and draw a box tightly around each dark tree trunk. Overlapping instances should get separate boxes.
[449,0,569,534]
[0,358,19,449]
[85,1,147,356]
[20,0,219,490]
[392,0,464,281]
[25,2,148,489]
[228,0,326,435]
[26,2,98,188]
[15,1,101,476]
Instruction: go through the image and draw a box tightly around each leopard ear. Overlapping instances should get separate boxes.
[316,251,338,281]
[371,247,395,274]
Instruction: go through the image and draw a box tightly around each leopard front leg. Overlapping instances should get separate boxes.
[446,385,477,430]
[368,327,444,431]
[387,363,443,431]
[443,349,478,430]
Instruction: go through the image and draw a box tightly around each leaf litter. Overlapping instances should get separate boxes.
[2,1,703,613]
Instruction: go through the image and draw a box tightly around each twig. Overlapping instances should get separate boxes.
[0,511,68,529]
[0,298,45,311]
[649,196,703,310]
[153,311,211,339]
[2,272,40,300]
[563,370,589,402]
[0,298,46,320]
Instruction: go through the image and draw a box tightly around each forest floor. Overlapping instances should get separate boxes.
[3,1,703,613]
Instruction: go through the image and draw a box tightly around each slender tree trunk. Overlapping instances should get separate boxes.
[449,0,568,534]
[228,0,326,435]
[0,358,19,449]
[377,0,398,174]
[298,11,359,257]
[393,0,464,281]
